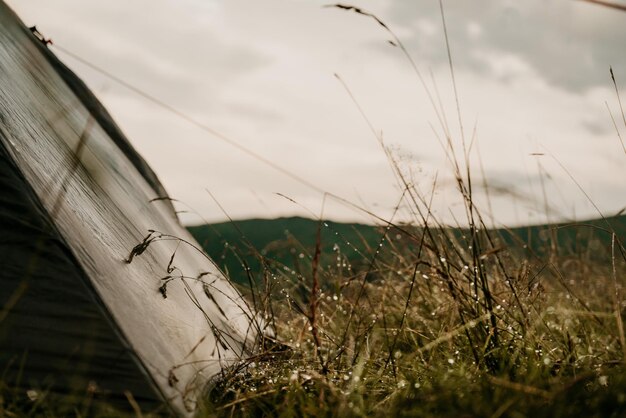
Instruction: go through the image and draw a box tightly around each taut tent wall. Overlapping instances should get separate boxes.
[0,1,258,415]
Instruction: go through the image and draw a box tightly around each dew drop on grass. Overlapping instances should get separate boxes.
[26,390,38,401]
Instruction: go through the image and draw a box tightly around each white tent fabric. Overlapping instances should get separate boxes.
[0,2,259,415]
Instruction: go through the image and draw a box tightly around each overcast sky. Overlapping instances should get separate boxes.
[6,0,626,226]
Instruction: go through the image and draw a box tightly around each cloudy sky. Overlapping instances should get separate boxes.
[6,0,626,226]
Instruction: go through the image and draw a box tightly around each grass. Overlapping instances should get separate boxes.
[199,213,626,418]
[3,216,626,418]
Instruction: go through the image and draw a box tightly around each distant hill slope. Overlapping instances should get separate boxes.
[188,217,382,284]
[188,215,626,284]
[502,214,626,256]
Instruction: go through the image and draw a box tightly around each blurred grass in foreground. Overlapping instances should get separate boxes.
[199,213,626,418]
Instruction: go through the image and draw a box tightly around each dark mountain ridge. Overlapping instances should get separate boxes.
[189,214,626,284]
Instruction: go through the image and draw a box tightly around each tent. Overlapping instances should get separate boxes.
[0,1,259,415]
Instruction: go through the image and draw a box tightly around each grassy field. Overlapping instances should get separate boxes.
[193,212,626,418]
[3,213,626,417]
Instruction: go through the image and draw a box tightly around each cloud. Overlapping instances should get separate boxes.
[5,0,625,226]
[10,0,273,113]
[382,0,626,93]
